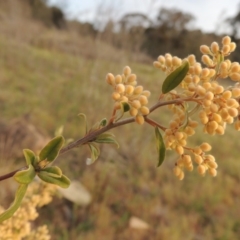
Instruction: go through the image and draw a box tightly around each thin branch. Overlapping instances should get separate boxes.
[0,96,198,182]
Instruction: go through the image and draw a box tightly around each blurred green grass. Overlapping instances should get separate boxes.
[1,35,240,240]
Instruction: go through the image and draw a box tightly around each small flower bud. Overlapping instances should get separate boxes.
[188,120,198,128]
[121,96,128,102]
[135,115,144,125]
[169,120,178,129]
[234,121,240,130]
[201,68,210,78]
[230,73,240,81]
[200,45,210,55]
[208,168,217,177]
[222,36,231,45]
[205,91,214,100]
[140,106,149,115]
[142,90,151,97]
[178,171,185,180]
[209,69,216,77]
[198,165,206,176]
[173,166,182,177]
[222,45,230,55]
[226,98,238,107]
[203,82,212,89]
[153,61,162,68]
[200,142,212,151]
[183,155,191,165]
[175,145,184,155]
[115,75,122,84]
[197,85,206,95]
[211,42,219,54]
[210,103,219,113]
[193,147,202,155]
[106,73,115,85]
[216,125,225,135]
[165,57,172,67]
[133,86,143,95]
[214,85,224,94]
[202,55,213,66]
[116,84,125,93]
[222,90,232,99]
[125,85,134,95]
[230,42,236,52]
[184,126,195,136]
[220,108,229,120]
[114,102,121,109]
[228,108,238,117]
[232,88,240,97]
[175,131,184,140]
[129,107,138,116]
[220,61,229,71]
[157,55,165,64]
[172,57,182,67]
[123,66,131,76]
[112,92,121,100]
[186,164,193,171]
[203,99,212,107]
[138,95,148,105]
[131,100,141,109]
[194,155,203,164]
[212,113,222,123]
[208,161,218,169]
[127,74,137,83]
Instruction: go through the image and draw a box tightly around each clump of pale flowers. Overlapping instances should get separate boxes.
[107,36,240,180]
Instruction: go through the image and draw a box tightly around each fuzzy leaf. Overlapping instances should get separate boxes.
[0,184,28,223]
[120,102,131,112]
[78,113,87,133]
[39,136,64,163]
[14,164,36,184]
[23,149,37,166]
[86,143,100,165]
[162,61,189,94]
[55,125,64,136]
[38,171,70,188]
[95,133,119,148]
[155,127,166,167]
[99,118,108,127]
[41,166,62,178]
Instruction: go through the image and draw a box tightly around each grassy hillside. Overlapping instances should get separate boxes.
[0,24,240,240]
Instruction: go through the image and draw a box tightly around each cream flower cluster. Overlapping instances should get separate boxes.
[106,66,151,124]
[0,181,57,240]
[154,36,240,180]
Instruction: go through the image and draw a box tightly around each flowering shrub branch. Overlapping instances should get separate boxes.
[1,36,240,224]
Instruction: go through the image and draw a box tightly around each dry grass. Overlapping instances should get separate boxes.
[0,14,240,240]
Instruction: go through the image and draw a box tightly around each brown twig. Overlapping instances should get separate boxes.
[0,97,199,182]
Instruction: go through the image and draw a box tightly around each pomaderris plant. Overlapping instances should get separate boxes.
[1,36,240,237]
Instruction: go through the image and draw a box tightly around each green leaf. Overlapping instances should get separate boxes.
[55,125,64,136]
[40,166,62,178]
[120,102,130,112]
[95,133,119,148]
[99,118,108,127]
[14,164,36,184]
[78,113,87,134]
[23,149,37,166]
[86,143,100,165]
[39,136,64,164]
[162,61,189,94]
[155,127,166,167]
[0,184,28,223]
[115,102,130,122]
[38,171,70,188]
